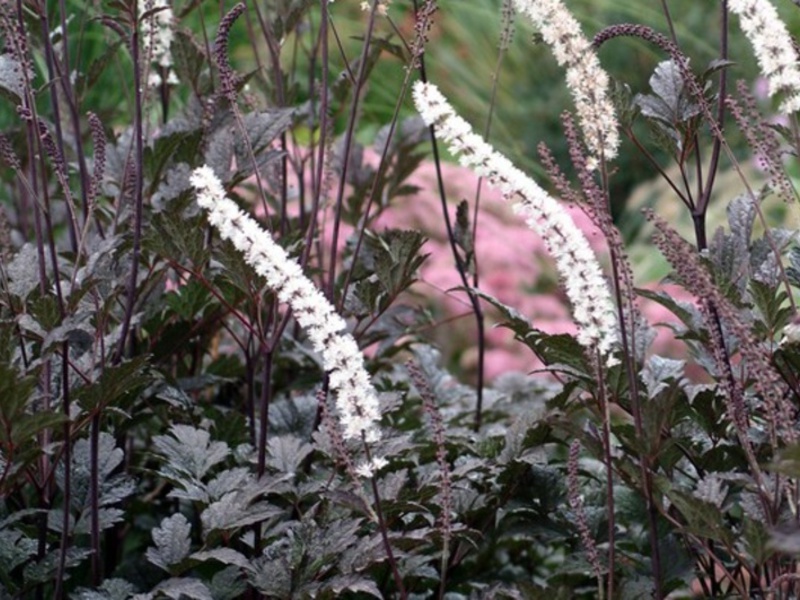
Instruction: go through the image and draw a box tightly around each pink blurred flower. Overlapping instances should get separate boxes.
[242,140,688,382]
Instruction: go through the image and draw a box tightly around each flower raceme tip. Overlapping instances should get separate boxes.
[512,0,620,162]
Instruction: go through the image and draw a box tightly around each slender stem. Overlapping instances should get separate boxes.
[596,355,615,600]
[365,445,408,599]
[300,0,330,268]
[659,0,678,44]
[256,349,273,478]
[338,66,414,307]
[413,0,485,430]
[14,8,50,596]
[55,0,94,230]
[327,0,381,300]
[37,9,77,253]
[599,154,663,597]
[89,414,101,585]
[697,0,729,230]
[114,15,145,363]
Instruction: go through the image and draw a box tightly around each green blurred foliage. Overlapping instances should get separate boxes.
[288,0,800,215]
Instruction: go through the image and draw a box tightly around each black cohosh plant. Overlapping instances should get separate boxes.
[2,0,800,598]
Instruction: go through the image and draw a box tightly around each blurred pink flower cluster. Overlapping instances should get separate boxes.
[261,145,692,382]
[364,149,689,380]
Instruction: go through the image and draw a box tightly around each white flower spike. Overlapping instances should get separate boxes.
[413,81,619,362]
[190,165,382,443]
[512,0,619,163]
[729,0,800,114]
[139,0,178,87]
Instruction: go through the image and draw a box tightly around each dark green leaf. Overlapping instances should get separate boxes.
[73,356,149,412]
[171,30,206,89]
[78,39,124,97]
[473,289,590,377]
[661,484,734,545]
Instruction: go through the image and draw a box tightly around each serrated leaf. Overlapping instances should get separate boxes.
[727,193,756,245]
[744,517,773,563]
[268,394,318,437]
[769,525,800,557]
[642,355,685,399]
[618,575,655,600]
[322,575,382,598]
[472,289,590,376]
[0,529,37,573]
[750,279,791,334]
[787,246,800,288]
[638,356,685,457]
[0,364,37,435]
[635,287,704,333]
[646,59,700,123]
[206,467,252,501]
[267,435,314,474]
[153,424,230,482]
[201,493,282,535]
[751,228,795,286]
[248,551,292,596]
[56,432,134,512]
[611,79,640,129]
[147,578,213,600]
[662,485,734,545]
[4,243,44,298]
[72,578,135,600]
[0,54,27,101]
[74,508,126,535]
[145,129,202,185]
[237,109,293,157]
[190,548,251,570]
[770,443,800,478]
[635,92,674,125]
[352,229,428,314]
[164,279,212,320]
[146,513,192,572]
[151,163,193,211]
[454,200,473,270]
[208,566,247,600]
[701,58,736,81]
[41,312,94,354]
[23,547,92,584]
[203,124,234,180]
[73,356,149,412]
[171,30,206,88]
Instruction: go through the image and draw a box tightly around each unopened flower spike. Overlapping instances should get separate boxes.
[190,166,383,448]
[512,0,619,163]
[413,81,619,364]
